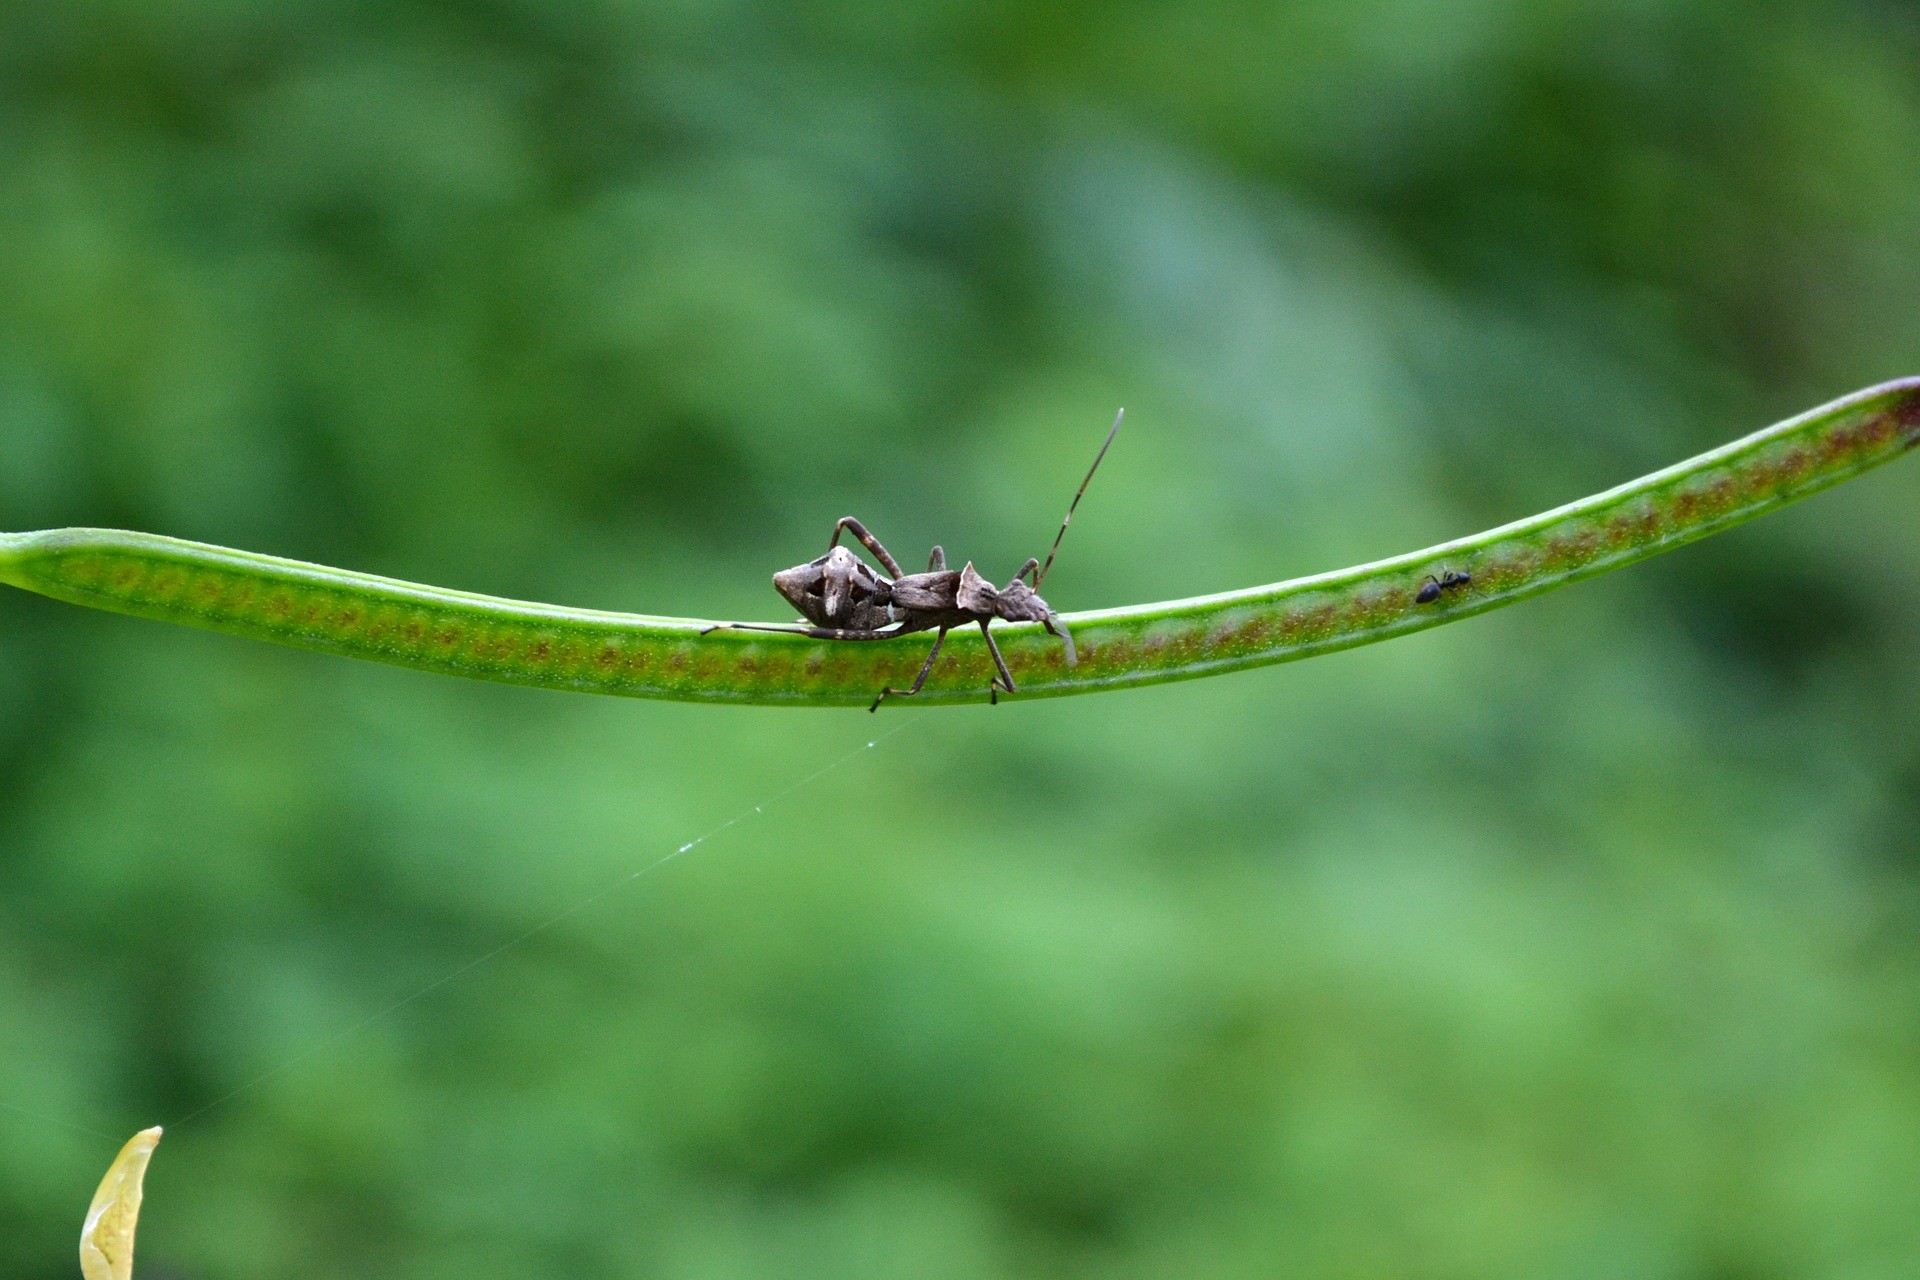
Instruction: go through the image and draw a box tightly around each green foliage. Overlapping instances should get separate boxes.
[4,2,1920,1278]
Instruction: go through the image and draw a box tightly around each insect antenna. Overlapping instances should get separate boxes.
[1034,408,1123,588]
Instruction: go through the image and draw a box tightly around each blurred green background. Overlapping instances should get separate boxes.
[5,2,1920,1277]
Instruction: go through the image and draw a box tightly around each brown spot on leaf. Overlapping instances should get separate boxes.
[1890,392,1920,442]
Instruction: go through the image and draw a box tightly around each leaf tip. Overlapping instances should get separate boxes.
[80,1127,163,1280]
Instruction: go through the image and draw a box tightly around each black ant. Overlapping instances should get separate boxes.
[1415,568,1472,604]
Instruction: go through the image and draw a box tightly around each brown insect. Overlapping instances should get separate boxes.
[708,411,1123,710]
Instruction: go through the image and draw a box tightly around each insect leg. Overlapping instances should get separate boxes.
[1043,616,1077,666]
[927,546,947,571]
[701,622,905,640]
[829,517,906,578]
[701,620,810,637]
[869,626,950,712]
[979,620,1016,704]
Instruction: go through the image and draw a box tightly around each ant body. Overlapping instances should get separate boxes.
[1416,568,1472,604]
[708,412,1122,711]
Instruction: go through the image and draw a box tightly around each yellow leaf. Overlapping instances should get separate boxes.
[79,1128,162,1280]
